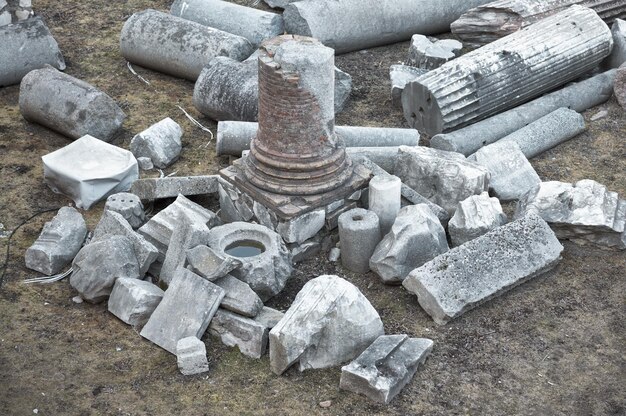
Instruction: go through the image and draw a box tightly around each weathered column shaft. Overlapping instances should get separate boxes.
[403,5,613,135]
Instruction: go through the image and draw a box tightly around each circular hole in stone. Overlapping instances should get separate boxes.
[352,215,364,221]
[225,240,266,258]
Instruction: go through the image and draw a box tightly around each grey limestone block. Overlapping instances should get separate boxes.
[70,236,141,304]
[104,192,146,229]
[340,335,433,404]
[606,18,626,69]
[269,275,384,375]
[137,157,153,171]
[448,192,507,247]
[91,210,159,277]
[130,118,182,169]
[108,277,164,328]
[0,17,65,86]
[516,180,626,250]
[171,0,284,47]
[130,175,219,200]
[394,146,489,215]
[120,9,254,81]
[140,267,225,354]
[186,245,242,282]
[408,35,462,70]
[213,274,263,318]
[390,64,428,108]
[19,66,125,141]
[276,209,326,244]
[25,206,87,276]
[403,213,564,324]
[338,208,381,274]
[370,204,448,285]
[467,141,540,201]
[176,337,209,375]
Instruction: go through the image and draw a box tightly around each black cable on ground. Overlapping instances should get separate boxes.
[0,207,61,290]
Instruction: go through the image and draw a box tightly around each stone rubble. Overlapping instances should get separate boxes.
[403,213,564,324]
[25,207,87,276]
[269,275,384,375]
[108,277,164,328]
[104,192,146,230]
[130,175,219,200]
[408,35,462,69]
[340,334,433,404]
[130,118,182,169]
[213,275,263,318]
[389,64,428,108]
[186,245,242,282]
[338,208,381,274]
[176,336,209,376]
[516,180,626,250]
[448,192,507,247]
[137,157,154,171]
[370,204,449,285]
[140,267,225,354]
[0,0,34,26]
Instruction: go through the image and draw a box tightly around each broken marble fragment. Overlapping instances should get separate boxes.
[130,117,182,169]
[390,64,428,108]
[448,192,507,246]
[213,274,263,318]
[340,334,433,404]
[108,277,164,328]
[186,245,242,281]
[408,35,462,69]
[104,192,146,229]
[269,275,384,375]
[176,336,209,375]
[25,207,87,276]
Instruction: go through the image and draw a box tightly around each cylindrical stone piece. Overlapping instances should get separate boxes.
[430,70,615,156]
[19,66,126,141]
[0,16,65,86]
[338,208,381,274]
[283,0,493,54]
[170,0,284,47]
[403,6,614,135]
[120,9,254,81]
[242,35,353,196]
[216,121,419,156]
[368,175,402,236]
[498,108,586,159]
[452,0,626,48]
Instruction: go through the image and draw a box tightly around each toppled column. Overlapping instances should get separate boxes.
[408,35,462,70]
[25,207,87,276]
[0,16,65,86]
[430,70,616,155]
[516,180,626,250]
[452,0,626,48]
[0,0,34,26]
[130,118,182,169]
[368,175,401,235]
[390,65,428,108]
[171,0,284,47]
[216,121,419,156]
[20,66,126,141]
[403,6,614,135]
[283,0,493,54]
[403,213,564,325]
[340,335,433,404]
[338,208,381,274]
[120,9,254,81]
[448,192,507,246]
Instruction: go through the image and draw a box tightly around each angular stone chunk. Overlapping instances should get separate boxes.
[403,213,564,324]
[140,268,225,354]
[516,180,626,250]
[108,277,164,328]
[42,135,139,210]
[269,275,384,375]
[209,307,283,359]
[186,245,242,281]
[25,207,87,276]
[408,35,462,70]
[394,146,489,215]
[70,236,141,303]
[390,64,428,108]
[130,175,219,200]
[370,204,448,285]
[130,118,182,169]
[448,192,507,246]
[92,210,158,276]
[213,275,263,318]
[176,337,209,375]
[468,141,540,201]
[276,209,326,244]
[104,192,146,229]
[340,335,433,404]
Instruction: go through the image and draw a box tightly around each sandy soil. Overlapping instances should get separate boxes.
[1,1,625,415]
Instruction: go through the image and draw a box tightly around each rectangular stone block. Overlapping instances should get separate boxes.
[108,277,164,328]
[130,175,219,200]
[403,213,563,325]
[213,274,263,318]
[140,267,225,354]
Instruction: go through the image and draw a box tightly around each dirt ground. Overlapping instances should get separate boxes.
[1,1,625,415]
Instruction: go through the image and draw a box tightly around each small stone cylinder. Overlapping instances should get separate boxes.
[368,175,402,236]
[19,66,126,141]
[338,208,381,274]
[0,16,65,86]
[120,9,254,81]
[430,70,615,156]
[170,0,284,47]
